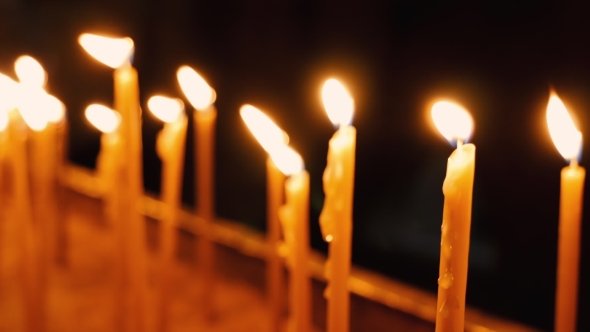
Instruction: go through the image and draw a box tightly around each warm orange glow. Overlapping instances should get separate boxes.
[46,94,66,124]
[85,104,121,134]
[240,104,289,154]
[547,93,582,162]
[0,73,19,112]
[78,33,134,69]
[14,55,46,87]
[177,66,216,111]
[270,145,303,176]
[0,109,8,132]
[148,95,184,123]
[431,101,473,143]
[322,78,354,127]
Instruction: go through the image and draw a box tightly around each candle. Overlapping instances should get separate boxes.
[177,65,217,317]
[319,78,356,332]
[240,104,290,331]
[273,146,312,332]
[431,101,476,332]
[546,93,585,332]
[148,96,187,332]
[79,33,147,332]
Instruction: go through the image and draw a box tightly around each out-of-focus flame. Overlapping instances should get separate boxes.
[270,145,303,176]
[0,109,8,132]
[547,93,582,162]
[148,95,184,123]
[18,88,49,131]
[240,104,289,154]
[15,55,47,87]
[78,33,134,68]
[46,94,66,124]
[0,73,19,112]
[177,66,216,111]
[85,104,121,134]
[431,101,473,144]
[322,78,354,127]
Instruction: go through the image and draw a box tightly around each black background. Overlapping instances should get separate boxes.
[2,0,590,330]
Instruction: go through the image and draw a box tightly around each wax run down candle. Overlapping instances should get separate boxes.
[240,104,291,332]
[319,78,356,332]
[79,33,148,332]
[431,101,476,332]
[148,96,188,332]
[177,66,217,318]
[546,93,585,332]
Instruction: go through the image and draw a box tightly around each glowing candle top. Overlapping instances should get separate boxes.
[148,95,184,123]
[322,78,354,128]
[240,104,289,154]
[85,104,121,134]
[431,101,473,145]
[78,33,134,69]
[271,145,304,176]
[14,55,47,87]
[45,94,66,124]
[0,73,19,112]
[177,66,216,111]
[547,93,582,163]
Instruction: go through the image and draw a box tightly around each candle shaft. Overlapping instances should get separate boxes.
[555,165,585,332]
[266,157,286,332]
[435,143,475,332]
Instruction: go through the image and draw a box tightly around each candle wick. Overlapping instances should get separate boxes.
[570,158,579,168]
[456,139,463,150]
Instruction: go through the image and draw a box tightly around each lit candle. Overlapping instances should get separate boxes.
[240,104,290,332]
[319,78,356,332]
[148,96,187,332]
[546,93,585,332]
[79,33,147,332]
[177,65,217,317]
[431,101,476,332]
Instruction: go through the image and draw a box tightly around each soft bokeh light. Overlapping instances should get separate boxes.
[0,109,9,132]
[177,66,216,111]
[322,78,354,127]
[18,88,49,131]
[14,55,47,87]
[270,145,303,176]
[240,104,289,154]
[46,94,66,124]
[78,33,134,68]
[0,73,19,112]
[431,101,473,144]
[547,93,582,162]
[148,95,184,123]
[85,104,121,134]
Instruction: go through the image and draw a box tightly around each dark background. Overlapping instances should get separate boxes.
[1,0,590,330]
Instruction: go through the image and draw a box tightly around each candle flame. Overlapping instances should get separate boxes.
[79,33,134,68]
[14,55,47,87]
[46,94,66,124]
[177,66,216,111]
[240,104,289,154]
[322,78,354,127]
[148,95,184,123]
[270,145,303,176]
[85,104,121,134]
[431,101,473,144]
[547,93,582,162]
[0,73,19,112]
[18,89,49,131]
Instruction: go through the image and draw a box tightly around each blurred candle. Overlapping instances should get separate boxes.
[319,78,356,332]
[79,33,147,332]
[240,104,290,332]
[431,101,476,332]
[547,93,585,332]
[148,96,187,332]
[177,66,217,317]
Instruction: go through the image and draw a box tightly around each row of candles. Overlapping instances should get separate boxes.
[0,32,583,332]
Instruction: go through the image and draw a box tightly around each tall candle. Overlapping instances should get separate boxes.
[274,146,311,332]
[431,101,476,332]
[319,79,356,332]
[546,93,585,332]
[240,104,290,331]
[177,66,217,317]
[80,33,147,332]
[148,96,188,332]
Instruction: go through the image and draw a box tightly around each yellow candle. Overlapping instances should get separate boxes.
[80,33,147,332]
[240,104,290,331]
[319,79,356,332]
[177,66,218,317]
[274,146,312,332]
[148,96,188,332]
[431,101,476,332]
[546,93,585,332]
